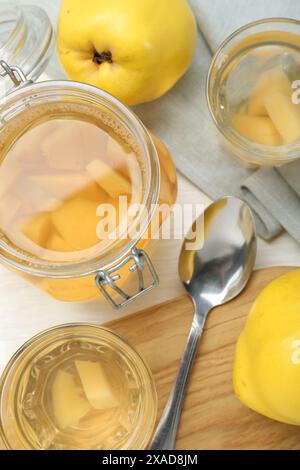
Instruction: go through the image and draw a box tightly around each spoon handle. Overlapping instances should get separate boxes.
[149,317,203,450]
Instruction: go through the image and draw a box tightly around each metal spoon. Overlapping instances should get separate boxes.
[150,196,257,450]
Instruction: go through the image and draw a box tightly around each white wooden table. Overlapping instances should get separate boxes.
[1,0,300,374]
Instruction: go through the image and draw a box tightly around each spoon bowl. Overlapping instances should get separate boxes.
[150,196,257,450]
[179,197,256,312]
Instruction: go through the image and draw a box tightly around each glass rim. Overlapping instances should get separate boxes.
[0,322,158,450]
[206,17,300,164]
[0,79,160,278]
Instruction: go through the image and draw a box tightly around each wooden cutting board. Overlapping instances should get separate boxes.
[105,266,300,450]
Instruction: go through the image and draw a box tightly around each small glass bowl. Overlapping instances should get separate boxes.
[207,18,300,167]
[0,324,157,450]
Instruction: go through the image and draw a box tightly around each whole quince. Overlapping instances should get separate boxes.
[57,0,197,105]
[233,270,300,425]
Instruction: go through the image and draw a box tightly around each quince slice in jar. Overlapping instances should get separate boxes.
[75,360,119,410]
[51,369,90,430]
[22,212,52,247]
[76,181,108,202]
[86,160,132,199]
[28,173,90,199]
[29,172,109,203]
[51,197,102,250]
[248,68,292,116]
[264,91,300,143]
[24,181,60,213]
[233,114,282,146]
[42,120,88,171]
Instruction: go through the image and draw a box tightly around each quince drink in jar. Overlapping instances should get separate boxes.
[0,78,177,306]
[207,19,300,166]
[0,324,157,449]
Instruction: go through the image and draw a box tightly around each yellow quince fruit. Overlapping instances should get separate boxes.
[57,0,197,105]
[233,269,300,425]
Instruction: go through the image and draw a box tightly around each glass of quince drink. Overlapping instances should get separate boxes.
[207,18,300,167]
[0,324,157,449]
[0,69,177,306]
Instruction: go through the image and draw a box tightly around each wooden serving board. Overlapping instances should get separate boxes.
[105,266,300,450]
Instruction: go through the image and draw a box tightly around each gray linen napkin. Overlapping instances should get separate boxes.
[135,0,300,242]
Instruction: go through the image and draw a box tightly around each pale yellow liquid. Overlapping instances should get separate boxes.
[18,339,145,450]
[0,115,143,260]
[217,39,300,146]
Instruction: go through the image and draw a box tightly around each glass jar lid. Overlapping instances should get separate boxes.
[0,1,54,97]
